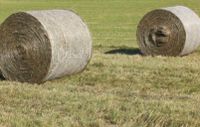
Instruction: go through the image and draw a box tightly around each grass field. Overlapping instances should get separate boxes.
[1,0,200,126]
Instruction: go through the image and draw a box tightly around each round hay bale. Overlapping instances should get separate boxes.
[137,6,200,56]
[0,10,92,83]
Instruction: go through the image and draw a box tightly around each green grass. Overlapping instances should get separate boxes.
[1,0,200,126]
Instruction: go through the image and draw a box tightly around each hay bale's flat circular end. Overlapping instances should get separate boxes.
[0,12,52,83]
[137,9,186,56]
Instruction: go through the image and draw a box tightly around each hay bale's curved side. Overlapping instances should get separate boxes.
[0,10,92,83]
[137,6,200,56]
[27,10,92,81]
[164,6,200,55]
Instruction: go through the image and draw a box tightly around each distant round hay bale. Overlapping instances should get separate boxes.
[137,6,200,56]
[0,10,92,83]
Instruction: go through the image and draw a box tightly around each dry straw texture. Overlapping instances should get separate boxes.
[0,10,92,83]
[137,6,200,56]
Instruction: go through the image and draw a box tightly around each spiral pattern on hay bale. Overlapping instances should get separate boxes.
[0,10,92,83]
[137,6,200,56]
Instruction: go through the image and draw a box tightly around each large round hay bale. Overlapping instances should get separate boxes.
[137,6,200,56]
[0,10,92,83]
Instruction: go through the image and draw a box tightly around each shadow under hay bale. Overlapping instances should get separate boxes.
[0,75,5,80]
[105,48,142,55]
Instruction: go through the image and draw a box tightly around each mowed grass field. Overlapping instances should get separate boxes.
[1,0,200,126]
